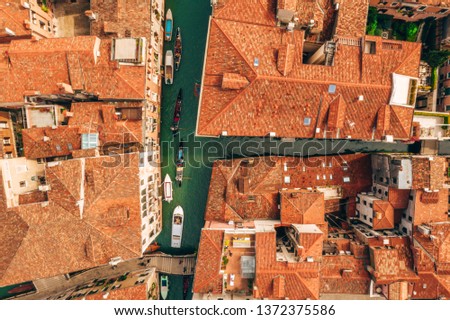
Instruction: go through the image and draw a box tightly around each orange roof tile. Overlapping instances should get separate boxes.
[412,189,448,226]
[369,240,419,285]
[222,73,250,90]
[84,285,148,300]
[327,94,347,130]
[198,3,421,139]
[0,0,32,39]
[320,255,371,294]
[68,102,143,146]
[372,200,394,230]
[90,0,151,38]
[280,190,325,225]
[254,231,320,299]
[334,0,369,38]
[0,36,146,104]
[192,229,224,294]
[205,154,373,222]
[0,153,143,286]
[412,157,447,190]
[272,275,286,299]
[22,126,81,159]
[414,222,450,271]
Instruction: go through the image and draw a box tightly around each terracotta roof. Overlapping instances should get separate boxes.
[0,153,143,286]
[372,199,394,230]
[327,94,347,130]
[280,190,325,225]
[414,222,450,272]
[192,229,224,294]
[222,73,250,90]
[277,44,295,76]
[198,4,421,139]
[334,0,369,38]
[0,0,31,39]
[254,231,320,299]
[205,154,373,222]
[388,188,410,210]
[412,273,450,300]
[320,255,371,295]
[22,126,81,159]
[0,36,146,104]
[368,240,419,285]
[412,157,447,190]
[68,102,143,146]
[90,0,152,38]
[412,189,448,226]
[272,275,286,298]
[84,285,148,300]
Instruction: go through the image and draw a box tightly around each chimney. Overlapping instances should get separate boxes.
[57,83,74,94]
[85,10,98,21]
[4,28,16,37]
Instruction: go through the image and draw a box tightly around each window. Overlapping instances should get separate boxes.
[0,121,8,128]
[378,189,382,194]
[304,117,311,126]
[370,203,373,208]
[379,177,383,182]
[408,216,412,222]
[356,196,360,203]
[440,74,445,81]
[3,137,11,145]
[447,73,450,79]
[364,41,376,54]
[55,144,61,152]
[355,209,360,217]
[393,177,397,184]
[369,218,373,223]
[384,191,388,196]
[363,215,367,220]
[142,224,146,231]
[385,177,389,184]
[445,87,450,96]
[402,227,407,233]
[363,200,367,206]
[5,152,12,159]
[67,143,73,151]
[142,238,146,245]
[446,105,450,112]
[19,180,26,188]
[409,194,414,200]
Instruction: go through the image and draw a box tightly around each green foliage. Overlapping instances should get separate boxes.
[41,4,48,13]
[423,50,450,68]
[406,23,419,42]
[430,67,438,90]
[366,7,378,35]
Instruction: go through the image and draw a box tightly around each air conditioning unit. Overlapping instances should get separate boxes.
[38,185,51,192]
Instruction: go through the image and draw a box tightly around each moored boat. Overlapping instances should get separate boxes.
[171,205,184,248]
[165,9,173,41]
[174,27,182,71]
[175,142,185,187]
[160,275,169,300]
[165,50,173,85]
[163,174,173,203]
[183,276,191,300]
[170,89,182,132]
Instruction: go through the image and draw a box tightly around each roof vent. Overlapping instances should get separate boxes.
[22,2,30,9]
[358,95,364,101]
[5,28,15,37]
[253,58,259,67]
[221,130,228,136]
[269,132,276,137]
[328,84,336,94]
[43,136,50,142]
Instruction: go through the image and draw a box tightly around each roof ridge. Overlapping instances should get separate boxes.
[0,8,27,30]
[390,105,412,138]
[213,19,258,75]
[113,69,145,99]
[294,272,319,300]
[258,75,391,88]
[203,229,222,254]
[393,44,422,76]
[199,80,256,134]
[84,153,138,212]
[48,160,82,204]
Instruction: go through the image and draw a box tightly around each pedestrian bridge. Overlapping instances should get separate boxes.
[142,253,197,275]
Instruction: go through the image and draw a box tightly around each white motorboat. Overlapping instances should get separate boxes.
[165,50,173,85]
[171,206,184,248]
[163,174,173,203]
